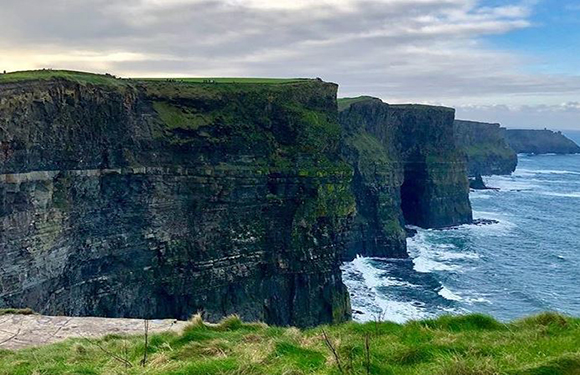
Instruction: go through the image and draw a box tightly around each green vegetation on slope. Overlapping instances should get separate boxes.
[337,96,378,112]
[1,313,579,374]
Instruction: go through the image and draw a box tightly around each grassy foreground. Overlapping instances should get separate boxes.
[1,313,579,375]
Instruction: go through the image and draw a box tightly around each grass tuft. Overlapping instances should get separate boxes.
[216,315,244,331]
[516,312,570,328]
[516,354,580,375]
[421,314,505,332]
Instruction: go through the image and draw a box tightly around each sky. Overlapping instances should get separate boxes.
[1,0,579,129]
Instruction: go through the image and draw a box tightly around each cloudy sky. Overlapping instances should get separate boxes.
[1,0,579,129]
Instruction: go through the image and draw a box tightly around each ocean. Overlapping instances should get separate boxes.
[343,130,580,323]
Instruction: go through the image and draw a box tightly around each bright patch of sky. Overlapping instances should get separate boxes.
[485,0,580,75]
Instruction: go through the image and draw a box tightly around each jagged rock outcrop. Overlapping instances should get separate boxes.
[469,175,488,190]
[505,129,580,154]
[0,74,354,327]
[339,97,472,260]
[454,120,518,176]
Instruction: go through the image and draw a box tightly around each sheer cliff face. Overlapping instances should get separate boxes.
[454,120,518,176]
[0,78,353,327]
[339,98,407,260]
[339,98,472,259]
[505,129,580,155]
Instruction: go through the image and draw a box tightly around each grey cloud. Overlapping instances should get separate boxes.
[1,0,580,129]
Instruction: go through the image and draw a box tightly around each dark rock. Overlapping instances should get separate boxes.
[469,175,488,190]
[442,218,499,230]
[505,129,580,154]
[469,175,500,191]
[405,227,418,238]
[454,120,517,177]
[472,219,500,226]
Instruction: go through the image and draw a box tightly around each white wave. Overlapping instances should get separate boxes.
[406,229,481,273]
[341,257,429,323]
[470,192,492,200]
[437,251,480,261]
[448,211,517,237]
[438,285,491,305]
[441,287,491,305]
[372,299,429,324]
[438,286,462,301]
[438,285,492,305]
[352,257,419,288]
[515,169,580,176]
[539,191,580,198]
[472,210,515,224]
[484,176,539,191]
[412,256,459,273]
[464,296,491,304]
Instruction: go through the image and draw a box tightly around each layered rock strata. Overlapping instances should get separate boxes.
[0,76,353,327]
[0,73,475,326]
[339,97,472,260]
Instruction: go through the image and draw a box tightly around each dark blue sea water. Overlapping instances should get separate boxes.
[343,133,580,323]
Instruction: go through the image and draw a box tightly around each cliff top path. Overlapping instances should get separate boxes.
[0,313,187,350]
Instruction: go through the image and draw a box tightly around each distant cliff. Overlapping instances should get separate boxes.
[0,72,353,327]
[505,129,580,154]
[340,97,473,259]
[454,120,517,176]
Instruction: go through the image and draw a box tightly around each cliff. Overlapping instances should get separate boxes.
[454,120,518,176]
[0,72,475,326]
[339,97,472,259]
[0,71,353,327]
[505,129,580,154]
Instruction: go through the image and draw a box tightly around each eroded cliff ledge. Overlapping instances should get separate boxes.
[0,73,353,327]
[339,97,473,260]
[505,129,580,154]
[454,120,518,177]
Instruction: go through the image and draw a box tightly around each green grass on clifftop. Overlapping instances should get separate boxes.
[0,70,310,86]
[1,313,579,375]
[0,70,128,87]
[138,77,310,84]
[337,96,379,111]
